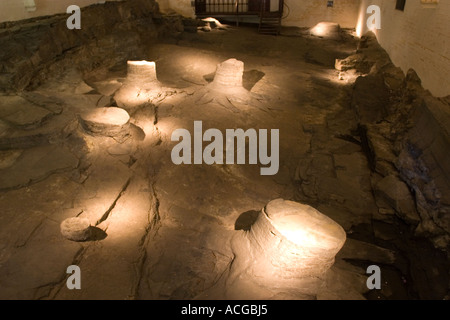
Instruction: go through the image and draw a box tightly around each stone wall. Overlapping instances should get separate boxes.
[343,33,450,250]
[357,0,450,98]
[0,0,184,93]
[399,95,450,245]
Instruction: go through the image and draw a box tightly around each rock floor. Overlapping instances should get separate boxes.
[0,26,448,300]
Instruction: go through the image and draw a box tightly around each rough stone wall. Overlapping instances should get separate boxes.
[399,95,450,244]
[282,0,360,29]
[357,0,450,98]
[0,0,184,93]
[0,0,123,23]
[343,33,450,250]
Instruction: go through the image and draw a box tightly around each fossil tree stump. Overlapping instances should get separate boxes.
[79,107,130,138]
[212,58,244,88]
[60,217,91,241]
[228,199,347,298]
[114,60,161,110]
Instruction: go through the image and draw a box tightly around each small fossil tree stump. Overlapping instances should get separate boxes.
[310,22,341,39]
[212,58,244,88]
[60,217,91,241]
[79,107,130,138]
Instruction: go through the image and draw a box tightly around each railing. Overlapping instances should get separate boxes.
[195,0,284,16]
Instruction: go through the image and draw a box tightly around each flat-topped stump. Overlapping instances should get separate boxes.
[79,107,130,137]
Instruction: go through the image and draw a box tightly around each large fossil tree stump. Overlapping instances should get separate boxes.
[212,58,244,88]
[125,60,158,87]
[229,199,347,298]
[114,60,161,110]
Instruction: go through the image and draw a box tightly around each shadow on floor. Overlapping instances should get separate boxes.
[235,210,260,231]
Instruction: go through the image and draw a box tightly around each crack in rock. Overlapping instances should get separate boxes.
[133,179,162,299]
[16,218,45,248]
[95,178,131,226]
[34,245,85,300]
